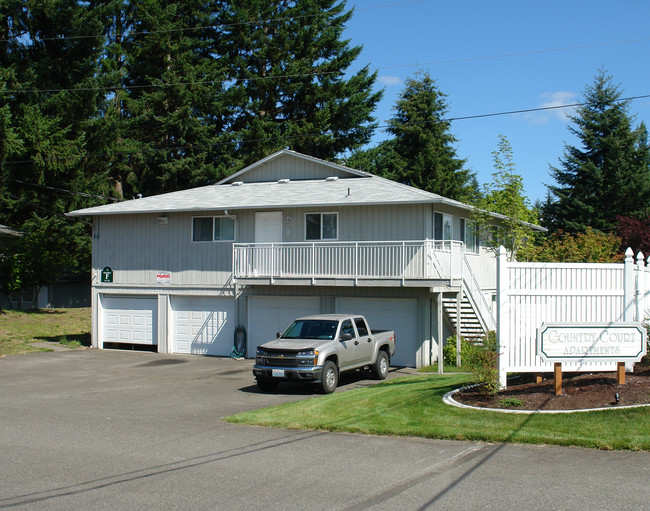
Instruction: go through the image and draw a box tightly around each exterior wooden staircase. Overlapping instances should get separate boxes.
[442,293,487,340]
[443,254,497,340]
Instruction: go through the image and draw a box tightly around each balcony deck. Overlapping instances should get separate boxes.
[232,240,464,287]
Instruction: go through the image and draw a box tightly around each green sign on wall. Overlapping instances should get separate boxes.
[101,267,113,283]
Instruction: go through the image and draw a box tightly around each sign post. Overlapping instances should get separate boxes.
[537,322,647,395]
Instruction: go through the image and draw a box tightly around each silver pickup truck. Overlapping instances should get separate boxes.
[253,314,396,393]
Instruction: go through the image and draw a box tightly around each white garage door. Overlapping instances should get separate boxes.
[102,296,157,345]
[247,296,321,357]
[172,296,236,356]
[336,297,418,367]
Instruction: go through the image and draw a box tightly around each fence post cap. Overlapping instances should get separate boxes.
[625,247,634,259]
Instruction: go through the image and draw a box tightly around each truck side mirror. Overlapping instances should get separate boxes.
[276,332,282,338]
[340,332,353,341]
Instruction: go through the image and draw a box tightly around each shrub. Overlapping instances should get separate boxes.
[498,397,524,408]
[461,331,500,396]
[518,228,623,263]
[443,336,459,366]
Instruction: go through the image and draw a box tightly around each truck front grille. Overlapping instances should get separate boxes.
[257,353,313,368]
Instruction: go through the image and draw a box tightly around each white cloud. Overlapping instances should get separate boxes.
[524,91,578,124]
[378,75,402,86]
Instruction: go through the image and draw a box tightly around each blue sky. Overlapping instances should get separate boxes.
[343,0,650,203]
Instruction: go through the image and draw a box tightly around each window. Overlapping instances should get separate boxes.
[305,213,338,240]
[214,216,235,241]
[460,218,479,253]
[10,287,35,304]
[434,212,453,240]
[354,317,369,337]
[340,319,355,339]
[192,216,235,242]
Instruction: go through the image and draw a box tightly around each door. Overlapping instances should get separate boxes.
[102,295,157,346]
[353,316,374,365]
[337,318,358,370]
[255,211,282,243]
[336,297,418,367]
[255,212,283,276]
[171,296,236,356]
[247,296,321,357]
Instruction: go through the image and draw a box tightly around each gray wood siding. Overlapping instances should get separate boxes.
[232,204,431,243]
[93,213,234,287]
[240,153,353,183]
[91,202,491,289]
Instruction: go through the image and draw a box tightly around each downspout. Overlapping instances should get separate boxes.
[225,210,240,329]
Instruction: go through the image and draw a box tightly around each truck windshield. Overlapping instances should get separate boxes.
[281,320,338,340]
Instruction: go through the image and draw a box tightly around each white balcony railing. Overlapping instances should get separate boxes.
[233,240,465,282]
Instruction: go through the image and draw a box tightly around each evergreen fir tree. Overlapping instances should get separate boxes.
[542,70,650,233]
[107,0,235,197]
[0,1,103,276]
[382,71,475,201]
[217,0,382,166]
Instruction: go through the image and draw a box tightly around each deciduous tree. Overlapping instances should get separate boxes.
[472,135,538,259]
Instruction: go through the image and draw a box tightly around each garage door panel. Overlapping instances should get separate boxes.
[247,296,321,357]
[336,297,417,367]
[172,297,235,356]
[102,296,157,346]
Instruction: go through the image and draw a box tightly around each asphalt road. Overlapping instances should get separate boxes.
[1,350,648,510]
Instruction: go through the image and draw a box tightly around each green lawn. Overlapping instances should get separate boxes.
[0,308,91,356]
[225,373,650,451]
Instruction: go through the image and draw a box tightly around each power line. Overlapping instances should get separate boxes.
[377,37,650,69]
[1,94,648,168]
[13,180,123,202]
[0,69,344,95]
[0,0,428,43]
[3,192,92,225]
[2,36,649,96]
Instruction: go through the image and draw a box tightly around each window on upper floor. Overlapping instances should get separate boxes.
[305,212,338,241]
[460,218,479,254]
[192,216,235,242]
[434,212,453,241]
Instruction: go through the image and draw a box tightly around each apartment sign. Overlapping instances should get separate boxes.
[537,323,647,363]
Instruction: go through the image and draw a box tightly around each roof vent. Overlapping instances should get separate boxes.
[231,181,244,186]
[326,176,338,182]
[278,178,290,184]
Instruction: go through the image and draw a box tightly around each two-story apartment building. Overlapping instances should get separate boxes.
[68,150,524,367]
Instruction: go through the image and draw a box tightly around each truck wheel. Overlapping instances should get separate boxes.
[256,378,279,392]
[371,350,389,380]
[319,361,338,394]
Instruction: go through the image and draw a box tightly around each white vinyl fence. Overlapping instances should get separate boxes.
[497,247,649,385]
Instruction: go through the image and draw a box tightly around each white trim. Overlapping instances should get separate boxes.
[305,212,339,241]
[191,215,236,243]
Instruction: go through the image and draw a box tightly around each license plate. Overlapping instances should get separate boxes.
[272,369,285,378]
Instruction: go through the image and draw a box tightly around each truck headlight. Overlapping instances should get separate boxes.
[297,349,318,365]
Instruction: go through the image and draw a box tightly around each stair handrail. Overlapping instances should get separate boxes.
[461,254,496,332]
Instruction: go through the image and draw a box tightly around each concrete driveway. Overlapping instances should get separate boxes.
[1,350,648,510]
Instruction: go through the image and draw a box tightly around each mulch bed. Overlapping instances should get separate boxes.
[453,363,650,411]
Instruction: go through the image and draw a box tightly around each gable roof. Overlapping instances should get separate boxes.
[66,150,545,231]
[68,149,466,217]
[218,149,372,183]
